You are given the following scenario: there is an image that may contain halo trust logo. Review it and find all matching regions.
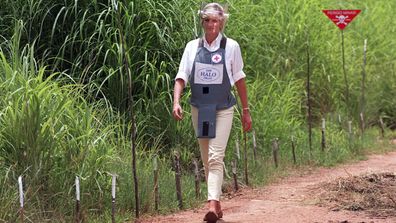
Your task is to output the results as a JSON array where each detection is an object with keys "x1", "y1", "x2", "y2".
[{"x1": 198, "y1": 67, "x2": 221, "y2": 82}]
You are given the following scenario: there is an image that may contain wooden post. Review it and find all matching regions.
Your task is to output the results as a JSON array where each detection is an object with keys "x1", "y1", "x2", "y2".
[
  {"x1": 291, "y1": 136, "x2": 297, "y2": 165},
  {"x1": 341, "y1": 29, "x2": 350, "y2": 118},
  {"x1": 193, "y1": 159, "x2": 200, "y2": 199},
  {"x1": 153, "y1": 156, "x2": 159, "y2": 211},
  {"x1": 252, "y1": 130, "x2": 257, "y2": 162},
  {"x1": 75, "y1": 176, "x2": 81, "y2": 223},
  {"x1": 231, "y1": 160, "x2": 239, "y2": 192},
  {"x1": 115, "y1": 3, "x2": 140, "y2": 218},
  {"x1": 306, "y1": 32, "x2": 313, "y2": 160},
  {"x1": 360, "y1": 112, "x2": 365, "y2": 137},
  {"x1": 348, "y1": 121, "x2": 353, "y2": 147},
  {"x1": 337, "y1": 114, "x2": 343, "y2": 130},
  {"x1": 321, "y1": 118, "x2": 326, "y2": 151},
  {"x1": 18, "y1": 176, "x2": 24, "y2": 223},
  {"x1": 272, "y1": 138, "x2": 279, "y2": 168},
  {"x1": 131, "y1": 122, "x2": 139, "y2": 219},
  {"x1": 379, "y1": 117, "x2": 385, "y2": 138},
  {"x1": 360, "y1": 39, "x2": 367, "y2": 136},
  {"x1": 174, "y1": 151, "x2": 183, "y2": 209},
  {"x1": 111, "y1": 174, "x2": 117, "y2": 223},
  {"x1": 243, "y1": 132, "x2": 249, "y2": 186}
]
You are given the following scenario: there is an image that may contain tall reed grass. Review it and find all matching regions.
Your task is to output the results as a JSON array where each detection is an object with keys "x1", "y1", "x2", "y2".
[{"x1": 0, "y1": 0, "x2": 395, "y2": 221}]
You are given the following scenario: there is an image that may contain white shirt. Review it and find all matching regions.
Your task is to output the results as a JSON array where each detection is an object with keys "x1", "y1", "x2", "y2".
[{"x1": 175, "y1": 33, "x2": 246, "y2": 86}]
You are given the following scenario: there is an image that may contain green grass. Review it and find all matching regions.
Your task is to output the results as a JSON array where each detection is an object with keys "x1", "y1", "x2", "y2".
[{"x1": 0, "y1": 0, "x2": 396, "y2": 221}]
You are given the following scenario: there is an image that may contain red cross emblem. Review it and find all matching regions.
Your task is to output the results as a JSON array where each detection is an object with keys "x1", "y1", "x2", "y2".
[{"x1": 211, "y1": 53, "x2": 222, "y2": 63}]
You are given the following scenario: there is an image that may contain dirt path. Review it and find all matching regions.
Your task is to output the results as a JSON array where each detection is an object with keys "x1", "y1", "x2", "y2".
[{"x1": 140, "y1": 148, "x2": 396, "y2": 223}]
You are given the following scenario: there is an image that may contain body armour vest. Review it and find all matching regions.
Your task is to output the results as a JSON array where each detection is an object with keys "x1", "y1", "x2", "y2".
[{"x1": 189, "y1": 36, "x2": 236, "y2": 138}]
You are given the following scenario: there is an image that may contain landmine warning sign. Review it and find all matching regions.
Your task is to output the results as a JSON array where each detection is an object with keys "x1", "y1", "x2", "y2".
[{"x1": 322, "y1": 10, "x2": 361, "y2": 30}]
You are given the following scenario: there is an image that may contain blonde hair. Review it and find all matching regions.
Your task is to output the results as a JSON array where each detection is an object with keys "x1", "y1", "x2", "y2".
[
  {"x1": 200, "y1": 3, "x2": 228, "y2": 20},
  {"x1": 199, "y1": 3, "x2": 229, "y2": 31}
]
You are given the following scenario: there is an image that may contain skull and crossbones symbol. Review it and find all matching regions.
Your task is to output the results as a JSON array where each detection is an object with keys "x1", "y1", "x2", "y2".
[{"x1": 336, "y1": 15, "x2": 348, "y2": 25}]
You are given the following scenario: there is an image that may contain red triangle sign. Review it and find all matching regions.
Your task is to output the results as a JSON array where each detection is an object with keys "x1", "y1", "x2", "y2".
[{"x1": 323, "y1": 10, "x2": 361, "y2": 30}]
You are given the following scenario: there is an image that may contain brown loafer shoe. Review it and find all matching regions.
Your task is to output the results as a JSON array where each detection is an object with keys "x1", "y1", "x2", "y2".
[{"x1": 203, "y1": 211, "x2": 218, "y2": 223}]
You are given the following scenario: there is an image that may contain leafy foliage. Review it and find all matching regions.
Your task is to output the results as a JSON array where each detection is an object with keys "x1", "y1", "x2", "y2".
[{"x1": 0, "y1": 0, "x2": 395, "y2": 221}]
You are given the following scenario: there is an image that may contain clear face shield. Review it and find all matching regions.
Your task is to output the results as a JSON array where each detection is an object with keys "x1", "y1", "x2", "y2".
[{"x1": 198, "y1": 3, "x2": 229, "y2": 22}]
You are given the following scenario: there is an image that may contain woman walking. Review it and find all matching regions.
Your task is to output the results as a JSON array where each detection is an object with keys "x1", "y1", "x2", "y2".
[{"x1": 172, "y1": 3, "x2": 252, "y2": 222}]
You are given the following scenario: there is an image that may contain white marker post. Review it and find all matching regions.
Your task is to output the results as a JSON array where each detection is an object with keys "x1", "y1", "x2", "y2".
[
  {"x1": 75, "y1": 176, "x2": 81, "y2": 223},
  {"x1": 252, "y1": 130, "x2": 257, "y2": 161},
  {"x1": 321, "y1": 118, "x2": 326, "y2": 151},
  {"x1": 111, "y1": 174, "x2": 117, "y2": 223},
  {"x1": 18, "y1": 176, "x2": 24, "y2": 223},
  {"x1": 153, "y1": 156, "x2": 160, "y2": 211},
  {"x1": 235, "y1": 139, "x2": 240, "y2": 160},
  {"x1": 112, "y1": 175, "x2": 116, "y2": 201}
]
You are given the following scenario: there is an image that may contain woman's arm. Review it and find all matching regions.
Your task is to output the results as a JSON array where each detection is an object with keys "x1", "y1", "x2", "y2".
[
  {"x1": 172, "y1": 78, "x2": 185, "y2": 120},
  {"x1": 235, "y1": 78, "x2": 252, "y2": 132}
]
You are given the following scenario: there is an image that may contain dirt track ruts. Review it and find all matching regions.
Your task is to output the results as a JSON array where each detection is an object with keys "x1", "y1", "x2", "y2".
[{"x1": 140, "y1": 146, "x2": 396, "y2": 223}]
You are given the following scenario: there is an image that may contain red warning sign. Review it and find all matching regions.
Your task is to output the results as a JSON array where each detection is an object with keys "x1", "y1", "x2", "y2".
[{"x1": 322, "y1": 10, "x2": 361, "y2": 30}]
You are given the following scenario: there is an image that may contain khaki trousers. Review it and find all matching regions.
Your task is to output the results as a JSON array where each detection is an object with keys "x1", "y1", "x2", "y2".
[{"x1": 191, "y1": 105, "x2": 234, "y2": 201}]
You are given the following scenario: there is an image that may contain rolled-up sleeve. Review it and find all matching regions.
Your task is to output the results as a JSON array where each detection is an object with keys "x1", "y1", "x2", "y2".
[
  {"x1": 231, "y1": 42, "x2": 246, "y2": 83},
  {"x1": 175, "y1": 42, "x2": 192, "y2": 85}
]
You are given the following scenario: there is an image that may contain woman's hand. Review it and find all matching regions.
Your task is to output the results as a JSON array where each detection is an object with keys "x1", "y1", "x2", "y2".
[
  {"x1": 172, "y1": 79, "x2": 185, "y2": 121},
  {"x1": 242, "y1": 109, "x2": 252, "y2": 132},
  {"x1": 172, "y1": 103, "x2": 183, "y2": 121}
]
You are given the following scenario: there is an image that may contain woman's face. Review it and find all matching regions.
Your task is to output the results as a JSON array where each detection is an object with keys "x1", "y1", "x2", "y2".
[{"x1": 202, "y1": 16, "x2": 223, "y2": 36}]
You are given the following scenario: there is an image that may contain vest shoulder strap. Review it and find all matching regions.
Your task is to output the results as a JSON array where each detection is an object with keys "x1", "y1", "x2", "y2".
[
  {"x1": 198, "y1": 38, "x2": 204, "y2": 48},
  {"x1": 220, "y1": 36, "x2": 227, "y2": 49}
]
